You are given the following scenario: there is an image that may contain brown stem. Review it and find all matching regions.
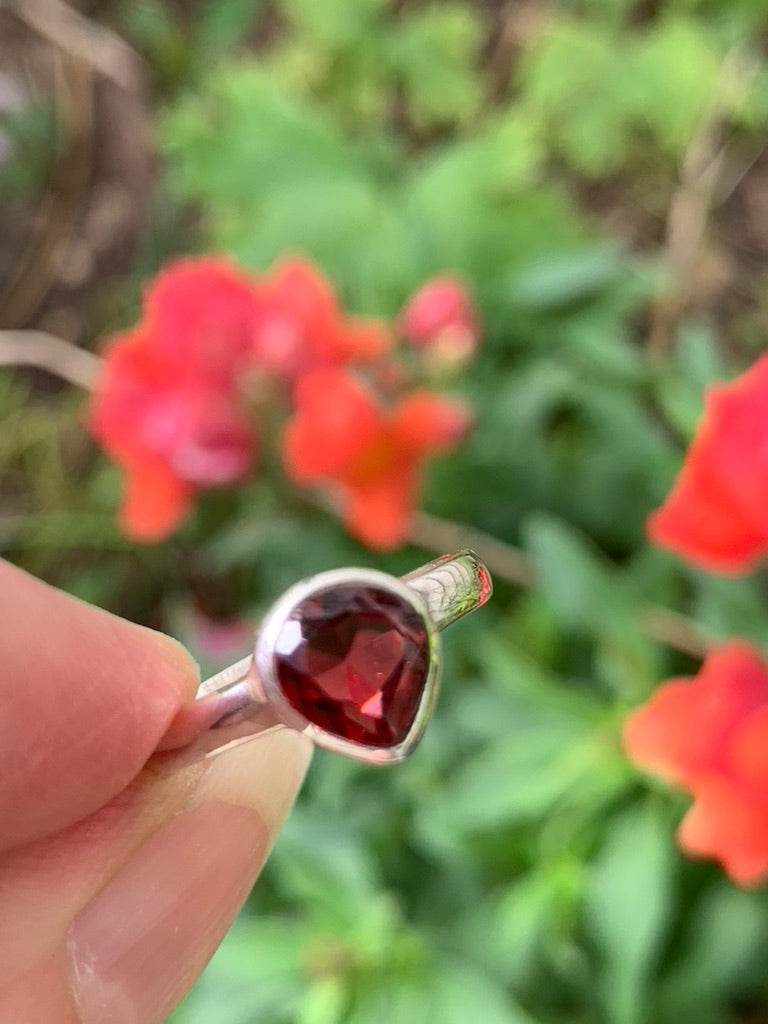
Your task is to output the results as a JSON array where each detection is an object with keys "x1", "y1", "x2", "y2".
[
  {"x1": 482, "y1": 1, "x2": 550, "y2": 112},
  {"x1": 410, "y1": 512, "x2": 535, "y2": 588},
  {"x1": 409, "y1": 513, "x2": 711, "y2": 659},
  {"x1": 0, "y1": 330, "x2": 100, "y2": 389},
  {"x1": 6, "y1": 0, "x2": 141, "y2": 90},
  {"x1": 635, "y1": 607, "x2": 710, "y2": 661},
  {"x1": 647, "y1": 48, "x2": 757, "y2": 358}
]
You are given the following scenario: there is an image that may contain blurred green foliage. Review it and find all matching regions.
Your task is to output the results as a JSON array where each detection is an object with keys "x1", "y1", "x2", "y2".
[
  {"x1": 5, "y1": 0, "x2": 768, "y2": 1021},
  {"x1": 0, "y1": 99, "x2": 57, "y2": 200}
]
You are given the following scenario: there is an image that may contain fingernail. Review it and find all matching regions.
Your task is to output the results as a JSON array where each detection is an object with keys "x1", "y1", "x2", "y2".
[
  {"x1": 68, "y1": 731, "x2": 311, "y2": 1024},
  {"x1": 69, "y1": 801, "x2": 265, "y2": 1024},
  {"x1": 194, "y1": 728, "x2": 312, "y2": 843}
]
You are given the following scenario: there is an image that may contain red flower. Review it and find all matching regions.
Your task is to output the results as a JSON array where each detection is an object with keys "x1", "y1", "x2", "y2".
[
  {"x1": 254, "y1": 258, "x2": 390, "y2": 378},
  {"x1": 282, "y1": 369, "x2": 471, "y2": 550},
  {"x1": 89, "y1": 259, "x2": 261, "y2": 540},
  {"x1": 144, "y1": 258, "x2": 261, "y2": 386},
  {"x1": 400, "y1": 275, "x2": 480, "y2": 368},
  {"x1": 647, "y1": 356, "x2": 768, "y2": 574},
  {"x1": 624, "y1": 643, "x2": 768, "y2": 885},
  {"x1": 89, "y1": 255, "x2": 472, "y2": 544}
]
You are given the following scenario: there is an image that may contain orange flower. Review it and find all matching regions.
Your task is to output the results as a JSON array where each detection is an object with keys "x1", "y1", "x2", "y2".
[
  {"x1": 624, "y1": 643, "x2": 768, "y2": 885},
  {"x1": 282, "y1": 369, "x2": 471, "y2": 550},
  {"x1": 647, "y1": 356, "x2": 768, "y2": 574}
]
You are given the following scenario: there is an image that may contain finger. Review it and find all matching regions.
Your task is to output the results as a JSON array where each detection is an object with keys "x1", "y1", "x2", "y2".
[
  {"x1": 0, "y1": 560, "x2": 199, "y2": 852},
  {"x1": 0, "y1": 729, "x2": 312, "y2": 1024}
]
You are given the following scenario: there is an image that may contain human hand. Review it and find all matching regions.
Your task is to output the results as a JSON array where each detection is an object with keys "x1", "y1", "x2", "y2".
[{"x1": 0, "y1": 559, "x2": 311, "y2": 1023}]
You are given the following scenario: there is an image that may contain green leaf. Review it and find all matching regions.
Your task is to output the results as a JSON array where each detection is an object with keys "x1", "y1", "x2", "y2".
[
  {"x1": 629, "y1": 17, "x2": 721, "y2": 156},
  {"x1": 390, "y1": 4, "x2": 484, "y2": 129},
  {"x1": 406, "y1": 148, "x2": 587, "y2": 288},
  {"x1": 296, "y1": 976, "x2": 347, "y2": 1024},
  {"x1": 169, "y1": 918, "x2": 306, "y2": 1023},
  {"x1": 675, "y1": 321, "x2": 726, "y2": 388},
  {"x1": 280, "y1": 0, "x2": 383, "y2": 49},
  {"x1": 518, "y1": 20, "x2": 632, "y2": 175},
  {"x1": 522, "y1": 512, "x2": 628, "y2": 633},
  {"x1": 586, "y1": 802, "x2": 674, "y2": 1024},
  {"x1": 506, "y1": 246, "x2": 624, "y2": 310},
  {"x1": 428, "y1": 641, "x2": 613, "y2": 832},
  {"x1": 196, "y1": 0, "x2": 268, "y2": 55},
  {"x1": 349, "y1": 960, "x2": 541, "y2": 1024},
  {"x1": 162, "y1": 67, "x2": 358, "y2": 204},
  {"x1": 456, "y1": 861, "x2": 583, "y2": 988},
  {"x1": 657, "y1": 883, "x2": 768, "y2": 1024},
  {"x1": 427, "y1": 960, "x2": 542, "y2": 1024},
  {"x1": 269, "y1": 812, "x2": 378, "y2": 927},
  {"x1": 346, "y1": 983, "x2": 432, "y2": 1024},
  {"x1": 477, "y1": 634, "x2": 606, "y2": 722},
  {"x1": 655, "y1": 322, "x2": 725, "y2": 435},
  {"x1": 691, "y1": 573, "x2": 768, "y2": 648},
  {"x1": 440, "y1": 723, "x2": 600, "y2": 831}
]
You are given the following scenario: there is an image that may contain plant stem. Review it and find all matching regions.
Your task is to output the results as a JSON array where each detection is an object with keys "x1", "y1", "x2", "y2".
[
  {"x1": 6, "y1": 0, "x2": 140, "y2": 90},
  {"x1": 647, "y1": 47, "x2": 757, "y2": 358},
  {"x1": 410, "y1": 512, "x2": 711, "y2": 659},
  {"x1": 0, "y1": 331, "x2": 100, "y2": 390},
  {"x1": 410, "y1": 512, "x2": 534, "y2": 588}
]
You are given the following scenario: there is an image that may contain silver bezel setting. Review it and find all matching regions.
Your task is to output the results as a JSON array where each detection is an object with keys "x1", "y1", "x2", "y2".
[{"x1": 254, "y1": 567, "x2": 441, "y2": 765}]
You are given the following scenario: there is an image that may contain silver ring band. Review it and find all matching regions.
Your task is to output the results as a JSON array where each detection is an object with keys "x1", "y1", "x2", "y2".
[{"x1": 156, "y1": 549, "x2": 491, "y2": 766}]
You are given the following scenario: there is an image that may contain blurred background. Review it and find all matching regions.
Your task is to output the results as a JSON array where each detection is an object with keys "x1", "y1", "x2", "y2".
[{"x1": 3, "y1": 1, "x2": 768, "y2": 1021}]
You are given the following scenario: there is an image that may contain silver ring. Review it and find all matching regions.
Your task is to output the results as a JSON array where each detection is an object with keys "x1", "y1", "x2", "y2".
[{"x1": 157, "y1": 549, "x2": 492, "y2": 766}]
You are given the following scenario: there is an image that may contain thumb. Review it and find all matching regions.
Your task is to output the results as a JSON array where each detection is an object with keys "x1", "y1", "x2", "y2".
[{"x1": 1, "y1": 729, "x2": 311, "y2": 1024}]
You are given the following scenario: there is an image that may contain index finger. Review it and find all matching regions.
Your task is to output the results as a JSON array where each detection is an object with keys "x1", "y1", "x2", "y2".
[{"x1": 0, "y1": 560, "x2": 199, "y2": 851}]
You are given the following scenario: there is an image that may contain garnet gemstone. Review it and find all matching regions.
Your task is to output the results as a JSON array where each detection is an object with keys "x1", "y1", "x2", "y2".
[{"x1": 273, "y1": 584, "x2": 430, "y2": 747}]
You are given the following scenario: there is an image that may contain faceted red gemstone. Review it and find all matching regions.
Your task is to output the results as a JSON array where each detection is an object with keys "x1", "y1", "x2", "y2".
[{"x1": 273, "y1": 584, "x2": 430, "y2": 747}]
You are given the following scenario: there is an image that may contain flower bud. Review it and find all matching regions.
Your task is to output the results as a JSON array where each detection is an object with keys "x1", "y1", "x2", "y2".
[{"x1": 399, "y1": 276, "x2": 480, "y2": 370}]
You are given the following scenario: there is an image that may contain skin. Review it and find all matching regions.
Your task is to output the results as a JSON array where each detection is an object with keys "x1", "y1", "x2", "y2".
[{"x1": 0, "y1": 559, "x2": 312, "y2": 1023}]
